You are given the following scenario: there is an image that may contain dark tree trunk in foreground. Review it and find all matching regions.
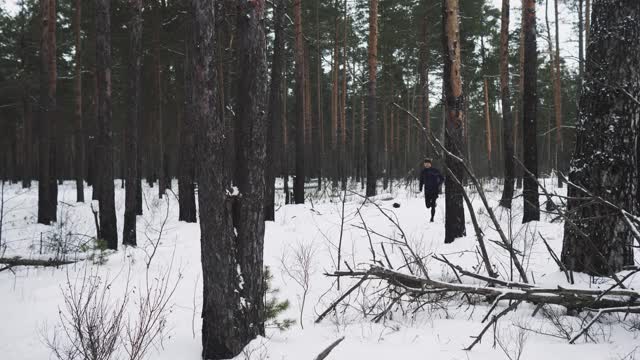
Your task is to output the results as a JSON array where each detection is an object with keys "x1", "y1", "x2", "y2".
[
  {"x1": 442, "y1": 0, "x2": 466, "y2": 243},
  {"x1": 265, "y1": 0, "x2": 286, "y2": 221},
  {"x1": 366, "y1": 0, "x2": 378, "y2": 197},
  {"x1": 38, "y1": 0, "x2": 57, "y2": 225},
  {"x1": 521, "y1": 0, "x2": 540, "y2": 223},
  {"x1": 234, "y1": 0, "x2": 267, "y2": 340},
  {"x1": 96, "y1": 0, "x2": 117, "y2": 249},
  {"x1": 123, "y1": 0, "x2": 143, "y2": 246},
  {"x1": 73, "y1": 0, "x2": 84, "y2": 202},
  {"x1": 293, "y1": 0, "x2": 305, "y2": 204},
  {"x1": 178, "y1": 22, "x2": 197, "y2": 223},
  {"x1": 561, "y1": 0, "x2": 639, "y2": 276},
  {"x1": 191, "y1": 1, "x2": 241, "y2": 358},
  {"x1": 499, "y1": 0, "x2": 514, "y2": 208}
]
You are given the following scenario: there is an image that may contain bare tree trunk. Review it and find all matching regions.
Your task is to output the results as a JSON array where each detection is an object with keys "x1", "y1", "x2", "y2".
[
  {"x1": 516, "y1": 0, "x2": 525, "y2": 190},
  {"x1": 178, "y1": 19, "x2": 197, "y2": 223},
  {"x1": 340, "y1": 3, "x2": 348, "y2": 189},
  {"x1": 443, "y1": 0, "x2": 466, "y2": 243},
  {"x1": 96, "y1": 0, "x2": 117, "y2": 249},
  {"x1": 192, "y1": 0, "x2": 241, "y2": 358},
  {"x1": 553, "y1": 0, "x2": 563, "y2": 188},
  {"x1": 316, "y1": 1, "x2": 324, "y2": 190},
  {"x1": 561, "y1": 0, "x2": 639, "y2": 276},
  {"x1": 154, "y1": 0, "x2": 167, "y2": 198},
  {"x1": 265, "y1": 0, "x2": 286, "y2": 221},
  {"x1": 73, "y1": 0, "x2": 84, "y2": 202},
  {"x1": 37, "y1": 0, "x2": 57, "y2": 225},
  {"x1": 522, "y1": 0, "x2": 540, "y2": 223},
  {"x1": 419, "y1": 5, "x2": 430, "y2": 157},
  {"x1": 481, "y1": 36, "x2": 492, "y2": 178},
  {"x1": 366, "y1": 0, "x2": 379, "y2": 197},
  {"x1": 585, "y1": 0, "x2": 591, "y2": 46},
  {"x1": 499, "y1": 0, "x2": 514, "y2": 208},
  {"x1": 293, "y1": 0, "x2": 305, "y2": 204},
  {"x1": 331, "y1": 4, "x2": 339, "y2": 187},
  {"x1": 123, "y1": 0, "x2": 143, "y2": 246},
  {"x1": 235, "y1": 0, "x2": 267, "y2": 339}
]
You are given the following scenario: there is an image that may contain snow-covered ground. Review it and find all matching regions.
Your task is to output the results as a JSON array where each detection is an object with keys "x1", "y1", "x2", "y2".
[{"x1": 1, "y1": 179, "x2": 638, "y2": 360}]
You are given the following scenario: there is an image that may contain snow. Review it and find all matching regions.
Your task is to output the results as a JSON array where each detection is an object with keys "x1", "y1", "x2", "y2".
[{"x1": 1, "y1": 179, "x2": 639, "y2": 360}]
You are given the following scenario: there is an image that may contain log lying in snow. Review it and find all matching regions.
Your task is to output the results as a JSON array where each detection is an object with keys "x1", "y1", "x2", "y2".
[
  {"x1": 324, "y1": 266, "x2": 639, "y2": 311},
  {"x1": 0, "y1": 257, "x2": 75, "y2": 268}
]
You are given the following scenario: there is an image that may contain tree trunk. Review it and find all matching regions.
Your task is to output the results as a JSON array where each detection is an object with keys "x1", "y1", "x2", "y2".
[
  {"x1": 366, "y1": 0, "x2": 378, "y2": 197},
  {"x1": 37, "y1": 0, "x2": 57, "y2": 225},
  {"x1": 499, "y1": 0, "x2": 514, "y2": 208},
  {"x1": 522, "y1": 0, "x2": 540, "y2": 223},
  {"x1": 561, "y1": 0, "x2": 639, "y2": 276},
  {"x1": 481, "y1": 36, "x2": 492, "y2": 178},
  {"x1": 585, "y1": 0, "x2": 591, "y2": 47},
  {"x1": 265, "y1": 0, "x2": 286, "y2": 221},
  {"x1": 178, "y1": 21, "x2": 197, "y2": 224},
  {"x1": 234, "y1": 0, "x2": 267, "y2": 340},
  {"x1": 340, "y1": 4, "x2": 348, "y2": 189},
  {"x1": 293, "y1": 0, "x2": 305, "y2": 204},
  {"x1": 96, "y1": 0, "x2": 117, "y2": 249},
  {"x1": 123, "y1": 0, "x2": 143, "y2": 246},
  {"x1": 516, "y1": 0, "x2": 525, "y2": 190},
  {"x1": 191, "y1": 0, "x2": 242, "y2": 358},
  {"x1": 419, "y1": 6, "x2": 430, "y2": 157},
  {"x1": 442, "y1": 0, "x2": 466, "y2": 243},
  {"x1": 74, "y1": 0, "x2": 84, "y2": 202},
  {"x1": 331, "y1": 5, "x2": 339, "y2": 187},
  {"x1": 553, "y1": 0, "x2": 563, "y2": 187},
  {"x1": 154, "y1": 0, "x2": 167, "y2": 199}
]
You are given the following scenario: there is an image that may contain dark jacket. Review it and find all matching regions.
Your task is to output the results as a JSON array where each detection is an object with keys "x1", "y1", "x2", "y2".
[{"x1": 419, "y1": 167, "x2": 444, "y2": 194}]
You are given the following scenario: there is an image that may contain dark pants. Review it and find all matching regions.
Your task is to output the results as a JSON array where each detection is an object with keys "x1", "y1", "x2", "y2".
[{"x1": 424, "y1": 191, "x2": 438, "y2": 219}]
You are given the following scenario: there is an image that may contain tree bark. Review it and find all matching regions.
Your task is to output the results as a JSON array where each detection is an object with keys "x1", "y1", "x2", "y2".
[
  {"x1": 561, "y1": 0, "x2": 639, "y2": 276},
  {"x1": 37, "y1": 0, "x2": 57, "y2": 225},
  {"x1": 442, "y1": 0, "x2": 466, "y2": 243},
  {"x1": 293, "y1": 0, "x2": 305, "y2": 204},
  {"x1": 265, "y1": 0, "x2": 286, "y2": 221},
  {"x1": 123, "y1": 0, "x2": 143, "y2": 246},
  {"x1": 366, "y1": 0, "x2": 379, "y2": 197},
  {"x1": 154, "y1": 0, "x2": 167, "y2": 198},
  {"x1": 522, "y1": 0, "x2": 540, "y2": 223},
  {"x1": 499, "y1": 0, "x2": 514, "y2": 209},
  {"x1": 235, "y1": 0, "x2": 267, "y2": 339},
  {"x1": 96, "y1": 0, "x2": 117, "y2": 249},
  {"x1": 553, "y1": 0, "x2": 563, "y2": 187},
  {"x1": 74, "y1": 0, "x2": 84, "y2": 202},
  {"x1": 178, "y1": 19, "x2": 197, "y2": 224},
  {"x1": 191, "y1": 0, "x2": 242, "y2": 358}
]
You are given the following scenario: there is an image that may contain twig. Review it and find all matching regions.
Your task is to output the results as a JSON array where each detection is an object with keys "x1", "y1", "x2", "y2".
[
  {"x1": 314, "y1": 336, "x2": 346, "y2": 360},
  {"x1": 465, "y1": 300, "x2": 523, "y2": 350}
]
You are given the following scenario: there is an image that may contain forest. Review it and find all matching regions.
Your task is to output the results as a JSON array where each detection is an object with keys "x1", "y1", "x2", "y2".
[{"x1": 0, "y1": 0, "x2": 639, "y2": 359}]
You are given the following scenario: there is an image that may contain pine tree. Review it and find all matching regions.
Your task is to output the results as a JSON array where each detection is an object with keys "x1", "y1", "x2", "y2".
[
  {"x1": 123, "y1": 0, "x2": 143, "y2": 246},
  {"x1": 443, "y1": 0, "x2": 466, "y2": 243},
  {"x1": 498, "y1": 0, "x2": 515, "y2": 208},
  {"x1": 265, "y1": 0, "x2": 286, "y2": 221},
  {"x1": 521, "y1": 0, "x2": 540, "y2": 223},
  {"x1": 561, "y1": 0, "x2": 639, "y2": 276},
  {"x1": 95, "y1": 0, "x2": 117, "y2": 249},
  {"x1": 366, "y1": 0, "x2": 379, "y2": 197}
]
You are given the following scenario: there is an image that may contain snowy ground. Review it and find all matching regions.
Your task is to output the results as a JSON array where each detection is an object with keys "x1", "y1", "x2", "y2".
[{"x1": 1, "y1": 179, "x2": 639, "y2": 360}]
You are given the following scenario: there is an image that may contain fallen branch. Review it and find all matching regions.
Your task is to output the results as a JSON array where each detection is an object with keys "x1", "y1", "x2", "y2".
[
  {"x1": 569, "y1": 306, "x2": 640, "y2": 344},
  {"x1": 314, "y1": 336, "x2": 345, "y2": 360},
  {"x1": 464, "y1": 300, "x2": 523, "y2": 350},
  {"x1": 0, "y1": 257, "x2": 75, "y2": 267}
]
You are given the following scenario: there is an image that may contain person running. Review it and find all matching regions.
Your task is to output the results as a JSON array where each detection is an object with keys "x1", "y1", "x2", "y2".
[{"x1": 419, "y1": 158, "x2": 444, "y2": 222}]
